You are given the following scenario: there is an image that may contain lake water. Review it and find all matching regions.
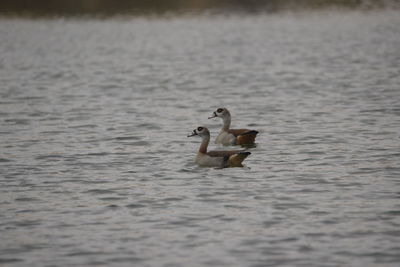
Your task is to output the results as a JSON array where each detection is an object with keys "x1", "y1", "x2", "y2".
[{"x1": 0, "y1": 10, "x2": 399, "y2": 267}]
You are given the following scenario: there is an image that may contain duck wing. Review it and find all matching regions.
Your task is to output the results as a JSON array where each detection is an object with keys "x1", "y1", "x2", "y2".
[
  {"x1": 207, "y1": 150, "x2": 243, "y2": 157},
  {"x1": 228, "y1": 151, "x2": 251, "y2": 166},
  {"x1": 228, "y1": 129, "x2": 259, "y2": 145},
  {"x1": 207, "y1": 150, "x2": 251, "y2": 167},
  {"x1": 228, "y1": 129, "x2": 259, "y2": 137}
]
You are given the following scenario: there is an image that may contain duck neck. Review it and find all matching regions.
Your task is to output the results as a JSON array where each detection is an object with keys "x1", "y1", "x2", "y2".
[
  {"x1": 222, "y1": 115, "x2": 231, "y2": 131},
  {"x1": 199, "y1": 135, "x2": 209, "y2": 154}
]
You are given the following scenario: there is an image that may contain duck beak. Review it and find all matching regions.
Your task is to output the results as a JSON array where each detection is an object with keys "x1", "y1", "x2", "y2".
[
  {"x1": 187, "y1": 130, "x2": 197, "y2": 137},
  {"x1": 208, "y1": 112, "x2": 217, "y2": 119}
]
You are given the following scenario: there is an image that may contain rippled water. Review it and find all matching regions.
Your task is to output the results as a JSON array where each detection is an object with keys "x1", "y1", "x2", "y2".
[{"x1": 1, "y1": 11, "x2": 400, "y2": 266}]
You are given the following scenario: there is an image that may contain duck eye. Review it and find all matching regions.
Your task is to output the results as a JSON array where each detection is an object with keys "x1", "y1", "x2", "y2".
[
  {"x1": 197, "y1": 127, "x2": 203, "y2": 131},
  {"x1": 217, "y1": 108, "x2": 223, "y2": 113}
]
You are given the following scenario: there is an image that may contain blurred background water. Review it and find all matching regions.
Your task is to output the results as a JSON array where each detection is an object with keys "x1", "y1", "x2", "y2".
[
  {"x1": 1, "y1": 2, "x2": 400, "y2": 267},
  {"x1": 1, "y1": 0, "x2": 400, "y2": 16}
]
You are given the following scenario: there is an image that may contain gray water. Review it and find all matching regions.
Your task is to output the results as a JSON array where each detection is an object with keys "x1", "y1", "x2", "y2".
[{"x1": 1, "y1": 10, "x2": 400, "y2": 267}]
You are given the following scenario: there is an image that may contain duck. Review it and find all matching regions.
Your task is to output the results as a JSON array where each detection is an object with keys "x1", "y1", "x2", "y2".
[
  {"x1": 187, "y1": 126, "x2": 251, "y2": 168},
  {"x1": 208, "y1": 108, "x2": 259, "y2": 146}
]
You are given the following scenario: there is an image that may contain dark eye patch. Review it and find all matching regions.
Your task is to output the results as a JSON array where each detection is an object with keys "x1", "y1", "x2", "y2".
[
  {"x1": 197, "y1": 127, "x2": 203, "y2": 131},
  {"x1": 217, "y1": 108, "x2": 223, "y2": 113}
]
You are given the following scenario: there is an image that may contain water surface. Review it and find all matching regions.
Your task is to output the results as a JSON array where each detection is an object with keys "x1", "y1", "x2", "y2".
[{"x1": 0, "y1": 11, "x2": 400, "y2": 267}]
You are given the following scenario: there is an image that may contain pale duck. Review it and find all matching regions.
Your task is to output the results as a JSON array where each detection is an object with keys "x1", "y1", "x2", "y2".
[
  {"x1": 208, "y1": 108, "x2": 259, "y2": 146},
  {"x1": 187, "y1": 126, "x2": 251, "y2": 168}
]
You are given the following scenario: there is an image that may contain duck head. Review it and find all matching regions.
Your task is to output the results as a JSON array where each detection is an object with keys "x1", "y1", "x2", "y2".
[
  {"x1": 208, "y1": 107, "x2": 230, "y2": 119},
  {"x1": 187, "y1": 126, "x2": 209, "y2": 137}
]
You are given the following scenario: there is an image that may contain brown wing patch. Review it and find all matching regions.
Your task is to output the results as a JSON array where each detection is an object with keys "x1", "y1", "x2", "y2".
[
  {"x1": 237, "y1": 132, "x2": 257, "y2": 145},
  {"x1": 227, "y1": 129, "x2": 251, "y2": 137},
  {"x1": 228, "y1": 152, "x2": 251, "y2": 167},
  {"x1": 207, "y1": 150, "x2": 242, "y2": 157}
]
